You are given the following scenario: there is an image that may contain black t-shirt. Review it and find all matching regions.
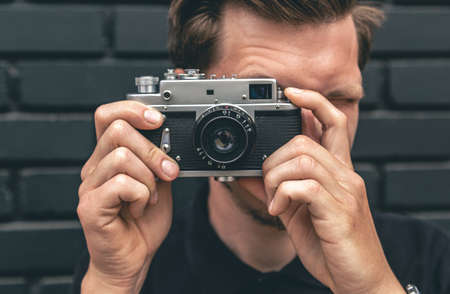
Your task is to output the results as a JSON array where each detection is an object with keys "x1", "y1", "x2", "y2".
[{"x1": 73, "y1": 182, "x2": 450, "y2": 294}]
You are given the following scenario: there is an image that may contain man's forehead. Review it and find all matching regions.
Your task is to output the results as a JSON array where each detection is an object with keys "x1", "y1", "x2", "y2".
[{"x1": 214, "y1": 6, "x2": 362, "y2": 99}]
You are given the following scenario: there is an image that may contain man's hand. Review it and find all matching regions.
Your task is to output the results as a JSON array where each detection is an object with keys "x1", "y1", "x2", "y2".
[
  {"x1": 77, "y1": 101, "x2": 179, "y2": 294},
  {"x1": 262, "y1": 88, "x2": 405, "y2": 294}
]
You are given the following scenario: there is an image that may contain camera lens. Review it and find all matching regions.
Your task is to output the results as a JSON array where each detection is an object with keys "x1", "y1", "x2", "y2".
[
  {"x1": 194, "y1": 105, "x2": 256, "y2": 166},
  {"x1": 201, "y1": 117, "x2": 246, "y2": 163},
  {"x1": 213, "y1": 129, "x2": 236, "y2": 153}
]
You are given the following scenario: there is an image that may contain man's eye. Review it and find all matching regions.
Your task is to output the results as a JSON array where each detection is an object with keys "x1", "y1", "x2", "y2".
[{"x1": 329, "y1": 98, "x2": 356, "y2": 105}]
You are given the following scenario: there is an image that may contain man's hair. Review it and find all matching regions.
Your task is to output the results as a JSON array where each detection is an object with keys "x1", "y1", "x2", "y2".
[{"x1": 168, "y1": 0, "x2": 384, "y2": 71}]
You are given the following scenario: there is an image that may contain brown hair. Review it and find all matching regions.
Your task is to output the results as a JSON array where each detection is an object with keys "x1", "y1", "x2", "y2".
[{"x1": 168, "y1": 0, "x2": 384, "y2": 71}]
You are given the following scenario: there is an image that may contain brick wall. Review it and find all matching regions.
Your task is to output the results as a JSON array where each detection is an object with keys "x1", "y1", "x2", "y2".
[{"x1": 0, "y1": 0, "x2": 449, "y2": 293}]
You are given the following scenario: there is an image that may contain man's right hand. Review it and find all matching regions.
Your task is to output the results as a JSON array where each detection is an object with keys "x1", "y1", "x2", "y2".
[{"x1": 77, "y1": 101, "x2": 180, "y2": 294}]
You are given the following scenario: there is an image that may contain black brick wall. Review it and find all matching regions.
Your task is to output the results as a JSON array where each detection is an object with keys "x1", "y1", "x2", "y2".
[{"x1": 0, "y1": 0, "x2": 449, "y2": 293}]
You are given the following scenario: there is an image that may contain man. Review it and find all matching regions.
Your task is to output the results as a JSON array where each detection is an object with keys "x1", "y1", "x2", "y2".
[{"x1": 74, "y1": 0, "x2": 450, "y2": 293}]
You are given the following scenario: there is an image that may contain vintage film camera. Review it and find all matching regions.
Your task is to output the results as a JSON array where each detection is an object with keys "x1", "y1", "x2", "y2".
[{"x1": 127, "y1": 69, "x2": 301, "y2": 182}]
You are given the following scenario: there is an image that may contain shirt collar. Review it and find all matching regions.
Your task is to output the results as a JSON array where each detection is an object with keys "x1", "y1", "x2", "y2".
[{"x1": 184, "y1": 179, "x2": 326, "y2": 293}]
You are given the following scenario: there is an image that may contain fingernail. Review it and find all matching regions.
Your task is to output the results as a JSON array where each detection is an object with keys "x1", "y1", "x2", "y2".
[
  {"x1": 268, "y1": 198, "x2": 275, "y2": 214},
  {"x1": 162, "y1": 160, "x2": 179, "y2": 179},
  {"x1": 288, "y1": 87, "x2": 304, "y2": 94},
  {"x1": 144, "y1": 110, "x2": 162, "y2": 124}
]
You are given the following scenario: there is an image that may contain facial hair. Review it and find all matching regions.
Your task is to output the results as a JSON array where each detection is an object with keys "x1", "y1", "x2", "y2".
[{"x1": 223, "y1": 182, "x2": 286, "y2": 231}]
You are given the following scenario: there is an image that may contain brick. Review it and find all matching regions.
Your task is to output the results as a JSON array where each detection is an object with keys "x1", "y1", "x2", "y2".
[
  {"x1": 0, "y1": 7, "x2": 104, "y2": 54},
  {"x1": 0, "y1": 170, "x2": 13, "y2": 218},
  {"x1": 354, "y1": 164, "x2": 380, "y2": 210},
  {"x1": 36, "y1": 277, "x2": 72, "y2": 294},
  {"x1": 390, "y1": 61, "x2": 450, "y2": 107},
  {"x1": 428, "y1": 218, "x2": 450, "y2": 235},
  {"x1": 373, "y1": 8, "x2": 450, "y2": 53},
  {"x1": 0, "y1": 278, "x2": 27, "y2": 294},
  {"x1": 19, "y1": 61, "x2": 171, "y2": 108},
  {"x1": 0, "y1": 117, "x2": 94, "y2": 162},
  {"x1": 0, "y1": 65, "x2": 7, "y2": 107},
  {"x1": 352, "y1": 115, "x2": 450, "y2": 159},
  {"x1": 19, "y1": 168, "x2": 81, "y2": 218},
  {"x1": 361, "y1": 62, "x2": 384, "y2": 109},
  {"x1": 385, "y1": 164, "x2": 450, "y2": 209},
  {"x1": 412, "y1": 213, "x2": 450, "y2": 236},
  {"x1": 115, "y1": 6, "x2": 169, "y2": 54},
  {"x1": 0, "y1": 221, "x2": 84, "y2": 274}
]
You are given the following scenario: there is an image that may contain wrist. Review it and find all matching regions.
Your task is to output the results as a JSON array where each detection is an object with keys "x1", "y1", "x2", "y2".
[
  {"x1": 331, "y1": 270, "x2": 406, "y2": 294},
  {"x1": 363, "y1": 272, "x2": 406, "y2": 294},
  {"x1": 81, "y1": 264, "x2": 137, "y2": 294}
]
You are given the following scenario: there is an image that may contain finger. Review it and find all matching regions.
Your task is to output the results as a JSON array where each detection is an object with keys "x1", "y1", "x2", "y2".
[
  {"x1": 86, "y1": 174, "x2": 150, "y2": 222},
  {"x1": 79, "y1": 147, "x2": 159, "y2": 205},
  {"x1": 81, "y1": 119, "x2": 179, "y2": 182},
  {"x1": 94, "y1": 100, "x2": 165, "y2": 140},
  {"x1": 285, "y1": 87, "x2": 352, "y2": 167},
  {"x1": 262, "y1": 134, "x2": 351, "y2": 182},
  {"x1": 301, "y1": 108, "x2": 322, "y2": 144},
  {"x1": 264, "y1": 154, "x2": 345, "y2": 205},
  {"x1": 269, "y1": 179, "x2": 338, "y2": 220}
]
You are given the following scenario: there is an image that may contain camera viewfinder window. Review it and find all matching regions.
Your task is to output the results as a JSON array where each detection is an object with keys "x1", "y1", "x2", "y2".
[{"x1": 249, "y1": 84, "x2": 272, "y2": 99}]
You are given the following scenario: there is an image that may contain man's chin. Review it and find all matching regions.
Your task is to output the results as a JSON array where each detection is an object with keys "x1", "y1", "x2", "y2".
[
  {"x1": 229, "y1": 176, "x2": 286, "y2": 231},
  {"x1": 235, "y1": 177, "x2": 267, "y2": 204}
]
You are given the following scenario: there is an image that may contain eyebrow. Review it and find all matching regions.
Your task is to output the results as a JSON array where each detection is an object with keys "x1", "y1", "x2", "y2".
[
  {"x1": 325, "y1": 84, "x2": 365, "y2": 100},
  {"x1": 238, "y1": 73, "x2": 272, "y2": 79}
]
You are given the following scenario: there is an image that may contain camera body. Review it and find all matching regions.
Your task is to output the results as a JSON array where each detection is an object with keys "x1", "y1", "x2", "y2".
[{"x1": 127, "y1": 69, "x2": 301, "y2": 179}]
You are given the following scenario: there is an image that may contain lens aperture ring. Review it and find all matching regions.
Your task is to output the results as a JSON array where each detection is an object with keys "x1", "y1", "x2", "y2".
[{"x1": 194, "y1": 104, "x2": 256, "y2": 168}]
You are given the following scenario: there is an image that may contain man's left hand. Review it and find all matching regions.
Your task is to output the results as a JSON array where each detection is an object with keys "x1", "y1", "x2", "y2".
[{"x1": 262, "y1": 87, "x2": 405, "y2": 294}]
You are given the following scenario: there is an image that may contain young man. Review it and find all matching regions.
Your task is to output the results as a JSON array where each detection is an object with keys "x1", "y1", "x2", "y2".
[{"x1": 74, "y1": 1, "x2": 450, "y2": 293}]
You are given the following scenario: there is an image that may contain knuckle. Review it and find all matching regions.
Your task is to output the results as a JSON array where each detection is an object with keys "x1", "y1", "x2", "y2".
[
  {"x1": 109, "y1": 119, "x2": 129, "y2": 138},
  {"x1": 80, "y1": 159, "x2": 94, "y2": 181},
  {"x1": 296, "y1": 154, "x2": 315, "y2": 170},
  {"x1": 334, "y1": 111, "x2": 348, "y2": 127},
  {"x1": 94, "y1": 105, "x2": 108, "y2": 125},
  {"x1": 262, "y1": 158, "x2": 270, "y2": 172},
  {"x1": 80, "y1": 165, "x2": 88, "y2": 181},
  {"x1": 112, "y1": 147, "x2": 132, "y2": 166},
  {"x1": 113, "y1": 174, "x2": 129, "y2": 186},
  {"x1": 76, "y1": 198, "x2": 90, "y2": 221},
  {"x1": 137, "y1": 184, "x2": 150, "y2": 201},
  {"x1": 277, "y1": 181, "x2": 290, "y2": 195},
  {"x1": 306, "y1": 180, "x2": 321, "y2": 194},
  {"x1": 145, "y1": 145, "x2": 162, "y2": 163},
  {"x1": 264, "y1": 170, "x2": 276, "y2": 189},
  {"x1": 293, "y1": 135, "x2": 309, "y2": 147},
  {"x1": 354, "y1": 175, "x2": 366, "y2": 192}
]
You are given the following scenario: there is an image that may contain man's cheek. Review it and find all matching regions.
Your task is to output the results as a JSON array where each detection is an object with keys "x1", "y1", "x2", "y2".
[{"x1": 236, "y1": 177, "x2": 267, "y2": 202}]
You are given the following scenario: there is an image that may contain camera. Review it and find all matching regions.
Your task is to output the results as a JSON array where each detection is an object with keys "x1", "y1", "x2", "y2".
[{"x1": 127, "y1": 69, "x2": 301, "y2": 181}]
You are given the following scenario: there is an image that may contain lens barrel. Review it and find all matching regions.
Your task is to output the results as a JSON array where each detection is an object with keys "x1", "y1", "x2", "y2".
[{"x1": 194, "y1": 105, "x2": 256, "y2": 166}]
